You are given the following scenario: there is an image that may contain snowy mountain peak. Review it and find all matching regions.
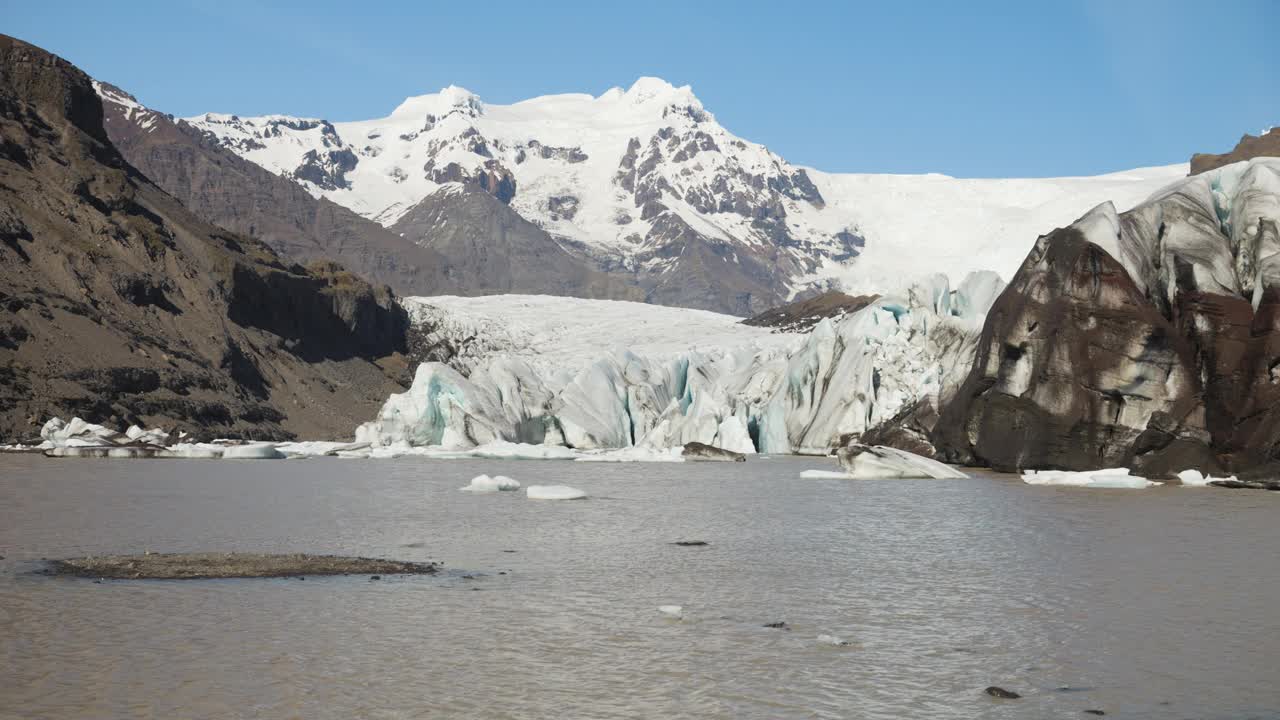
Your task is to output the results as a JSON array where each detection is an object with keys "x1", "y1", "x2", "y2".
[
  {"x1": 623, "y1": 76, "x2": 698, "y2": 107},
  {"x1": 389, "y1": 84, "x2": 484, "y2": 119}
]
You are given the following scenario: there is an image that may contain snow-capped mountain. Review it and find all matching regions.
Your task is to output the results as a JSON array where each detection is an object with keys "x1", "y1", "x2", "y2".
[{"x1": 188, "y1": 78, "x2": 1188, "y2": 315}]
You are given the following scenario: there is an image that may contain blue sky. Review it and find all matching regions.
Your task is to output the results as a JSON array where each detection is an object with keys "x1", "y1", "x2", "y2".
[{"x1": 4, "y1": 0, "x2": 1277, "y2": 177}]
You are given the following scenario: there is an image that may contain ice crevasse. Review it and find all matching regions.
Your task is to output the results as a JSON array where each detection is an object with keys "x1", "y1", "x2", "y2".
[{"x1": 356, "y1": 272, "x2": 1005, "y2": 455}]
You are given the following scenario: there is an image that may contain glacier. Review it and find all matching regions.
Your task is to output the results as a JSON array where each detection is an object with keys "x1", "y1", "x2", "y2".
[{"x1": 358, "y1": 272, "x2": 1004, "y2": 455}]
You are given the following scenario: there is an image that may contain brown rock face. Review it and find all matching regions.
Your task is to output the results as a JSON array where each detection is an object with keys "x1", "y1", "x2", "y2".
[
  {"x1": 742, "y1": 291, "x2": 879, "y2": 332},
  {"x1": 0, "y1": 35, "x2": 409, "y2": 440},
  {"x1": 1190, "y1": 128, "x2": 1280, "y2": 175},
  {"x1": 937, "y1": 159, "x2": 1280, "y2": 474},
  {"x1": 935, "y1": 227, "x2": 1212, "y2": 473},
  {"x1": 390, "y1": 187, "x2": 642, "y2": 300}
]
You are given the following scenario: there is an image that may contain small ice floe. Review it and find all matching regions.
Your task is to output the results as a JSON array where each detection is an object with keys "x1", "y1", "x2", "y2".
[
  {"x1": 1022, "y1": 468, "x2": 1159, "y2": 488},
  {"x1": 275, "y1": 441, "x2": 372, "y2": 458},
  {"x1": 817, "y1": 634, "x2": 852, "y2": 647},
  {"x1": 837, "y1": 444, "x2": 967, "y2": 479},
  {"x1": 800, "y1": 469, "x2": 851, "y2": 479},
  {"x1": 526, "y1": 485, "x2": 587, "y2": 500},
  {"x1": 575, "y1": 447, "x2": 685, "y2": 463},
  {"x1": 221, "y1": 443, "x2": 286, "y2": 460},
  {"x1": 658, "y1": 605, "x2": 684, "y2": 619},
  {"x1": 1176, "y1": 469, "x2": 1237, "y2": 487},
  {"x1": 459, "y1": 474, "x2": 521, "y2": 492}
]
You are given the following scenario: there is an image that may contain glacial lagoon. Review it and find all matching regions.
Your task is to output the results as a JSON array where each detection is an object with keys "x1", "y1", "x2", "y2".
[{"x1": 2, "y1": 454, "x2": 1278, "y2": 719}]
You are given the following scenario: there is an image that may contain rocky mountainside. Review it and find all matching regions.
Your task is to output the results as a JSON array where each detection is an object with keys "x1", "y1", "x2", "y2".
[
  {"x1": 1191, "y1": 127, "x2": 1280, "y2": 175},
  {"x1": 937, "y1": 158, "x2": 1280, "y2": 475},
  {"x1": 0, "y1": 35, "x2": 410, "y2": 440},
  {"x1": 185, "y1": 80, "x2": 1186, "y2": 316},
  {"x1": 388, "y1": 184, "x2": 641, "y2": 300}
]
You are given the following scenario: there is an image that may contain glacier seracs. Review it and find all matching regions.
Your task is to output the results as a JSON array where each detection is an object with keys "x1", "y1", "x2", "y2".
[{"x1": 358, "y1": 272, "x2": 1003, "y2": 455}]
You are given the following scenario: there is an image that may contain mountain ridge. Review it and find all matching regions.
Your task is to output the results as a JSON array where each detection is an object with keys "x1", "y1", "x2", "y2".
[{"x1": 183, "y1": 78, "x2": 1188, "y2": 314}]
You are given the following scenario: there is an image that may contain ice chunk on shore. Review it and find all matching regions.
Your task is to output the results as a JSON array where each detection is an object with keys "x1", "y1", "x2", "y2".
[
  {"x1": 460, "y1": 474, "x2": 521, "y2": 492},
  {"x1": 800, "y1": 469, "x2": 851, "y2": 479},
  {"x1": 125, "y1": 425, "x2": 170, "y2": 445},
  {"x1": 34, "y1": 416, "x2": 173, "y2": 451},
  {"x1": 1022, "y1": 468, "x2": 1159, "y2": 488},
  {"x1": 41, "y1": 417, "x2": 123, "y2": 447},
  {"x1": 526, "y1": 485, "x2": 587, "y2": 500},
  {"x1": 837, "y1": 444, "x2": 967, "y2": 479},
  {"x1": 221, "y1": 443, "x2": 286, "y2": 460},
  {"x1": 1176, "y1": 469, "x2": 1238, "y2": 486}
]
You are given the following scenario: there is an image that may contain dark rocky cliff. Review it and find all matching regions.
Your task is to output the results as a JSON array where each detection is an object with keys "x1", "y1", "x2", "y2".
[
  {"x1": 0, "y1": 35, "x2": 410, "y2": 440},
  {"x1": 937, "y1": 160, "x2": 1280, "y2": 475}
]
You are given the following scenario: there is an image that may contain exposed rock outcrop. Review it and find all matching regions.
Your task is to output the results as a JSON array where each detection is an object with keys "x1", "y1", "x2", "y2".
[
  {"x1": 390, "y1": 186, "x2": 642, "y2": 300},
  {"x1": 1191, "y1": 128, "x2": 1280, "y2": 175},
  {"x1": 742, "y1": 291, "x2": 879, "y2": 333},
  {"x1": 0, "y1": 35, "x2": 409, "y2": 440},
  {"x1": 938, "y1": 158, "x2": 1280, "y2": 474},
  {"x1": 681, "y1": 441, "x2": 746, "y2": 462}
]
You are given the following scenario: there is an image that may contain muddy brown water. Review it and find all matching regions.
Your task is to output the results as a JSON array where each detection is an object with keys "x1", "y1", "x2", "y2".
[{"x1": 1, "y1": 454, "x2": 1278, "y2": 719}]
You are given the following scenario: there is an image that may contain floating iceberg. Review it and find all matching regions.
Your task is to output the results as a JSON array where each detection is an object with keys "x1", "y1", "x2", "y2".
[
  {"x1": 817, "y1": 634, "x2": 852, "y2": 647},
  {"x1": 1021, "y1": 468, "x2": 1159, "y2": 488},
  {"x1": 526, "y1": 485, "x2": 587, "y2": 500},
  {"x1": 681, "y1": 441, "x2": 746, "y2": 462},
  {"x1": 837, "y1": 444, "x2": 967, "y2": 479},
  {"x1": 1175, "y1": 469, "x2": 1238, "y2": 487},
  {"x1": 460, "y1": 474, "x2": 521, "y2": 492},
  {"x1": 221, "y1": 443, "x2": 286, "y2": 460},
  {"x1": 799, "y1": 469, "x2": 851, "y2": 479},
  {"x1": 276, "y1": 441, "x2": 372, "y2": 458},
  {"x1": 658, "y1": 605, "x2": 684, "y2": 619}
]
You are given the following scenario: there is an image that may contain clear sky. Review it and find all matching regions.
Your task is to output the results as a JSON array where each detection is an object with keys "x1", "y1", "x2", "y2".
[{"x1": 4, "y1": 0, "x2": 1277, "y2": 177}]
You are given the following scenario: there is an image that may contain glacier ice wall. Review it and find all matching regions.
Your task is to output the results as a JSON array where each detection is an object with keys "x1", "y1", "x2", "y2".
[{"x1": 359, "y1": 272, "x2": 1003, "y2": 454}]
